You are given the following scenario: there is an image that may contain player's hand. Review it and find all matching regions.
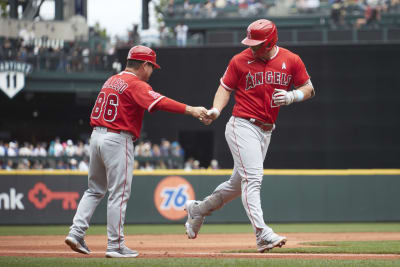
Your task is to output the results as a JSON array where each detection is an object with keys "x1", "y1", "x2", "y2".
[
  {"x1": 206, "y1": 107, "x2": 220, "y2": 120},
  {"x1": 272, "y1": 89, "x2": 295, "y2": 106}
]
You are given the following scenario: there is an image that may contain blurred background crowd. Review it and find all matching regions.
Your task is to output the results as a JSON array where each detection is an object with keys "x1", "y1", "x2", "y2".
[
  {"x1": 0, "y1": 138, "x2": 219, "y2": 171},
  {"x1": 1, "y1": 0, "x2": 399, "y2": 67}
]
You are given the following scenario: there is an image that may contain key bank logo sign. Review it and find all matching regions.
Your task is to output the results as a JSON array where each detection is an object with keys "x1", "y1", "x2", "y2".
[
  {"x1": 0, "y1": 188, "x2": 24, "y2": 210},
  {"x1": 0, "y1": 61, "x2": 33, "y2": 98},
  {"x1": 28, "y1": 182, "x2": 79, "y2": 210},
  {"x1": 154, "y1": 176, "x2": 195, "y2": 221}
]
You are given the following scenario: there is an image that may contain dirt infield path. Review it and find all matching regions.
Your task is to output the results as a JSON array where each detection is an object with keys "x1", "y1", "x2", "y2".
[{"x1": 1, "y1": 233, "x2": 400, "y2": 260}]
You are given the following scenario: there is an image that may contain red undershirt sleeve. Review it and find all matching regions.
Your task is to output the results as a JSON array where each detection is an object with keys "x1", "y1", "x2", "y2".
[{"x1": 153, "y1": 97, "x2": 186, "y2": 114}]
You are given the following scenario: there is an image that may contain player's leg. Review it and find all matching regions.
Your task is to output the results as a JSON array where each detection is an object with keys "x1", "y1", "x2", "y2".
[
  {"x1": 185, "y1": 118, "x2": 243, "y2": 239},
  {"x1": 67, "y1": 131, "x2": 107, "y2": 254},
  {"x1": 226, "y1": 117, "x2": 286, "y2": 252},
  {"x1": 255, "y1": 128, "x2": 286, "y2": 252},
  {"x1": 102, "y1": 133, "x2": 137, "y2": 257},
  {"x1": 185, "y1": 166, "x2": 242, "y2": 239}
]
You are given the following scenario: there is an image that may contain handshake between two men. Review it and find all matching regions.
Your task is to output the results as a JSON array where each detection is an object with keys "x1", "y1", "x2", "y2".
[
  {"x1": 185, "y1": 87, "x2": 300, "y2": 125},
  {"x1": 185, "y1": 106, "x2": 220, "y2": 125}
]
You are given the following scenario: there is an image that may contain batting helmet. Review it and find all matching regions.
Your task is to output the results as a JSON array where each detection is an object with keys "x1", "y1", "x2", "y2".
[
  {"x1": 241, "y1": 19, "x2": 278, "y2": 52},
  {"x1": 127, "y1": 45, "x2": 161, "y2": 69}
]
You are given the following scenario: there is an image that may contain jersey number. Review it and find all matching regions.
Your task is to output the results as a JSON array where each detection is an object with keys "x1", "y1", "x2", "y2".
[{"x1": 91, "y1": 92, "x2": 119, "y2": 122}]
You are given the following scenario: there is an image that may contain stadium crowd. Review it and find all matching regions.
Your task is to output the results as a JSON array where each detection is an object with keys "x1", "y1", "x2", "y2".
[
  {"x1": 164, "y1": 0, "x2": 399, "y2": 18},
  {"x1": 0, "y1": 36, "x2": 115, "y2": 72},
  {"x1": 0, "y1": 138, "x2": 215, "y2": 171}
]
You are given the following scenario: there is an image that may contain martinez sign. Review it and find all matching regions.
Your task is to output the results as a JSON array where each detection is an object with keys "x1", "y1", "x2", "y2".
[{"x1": 0, "y1": 61, "x2": 33, "y2": 98}]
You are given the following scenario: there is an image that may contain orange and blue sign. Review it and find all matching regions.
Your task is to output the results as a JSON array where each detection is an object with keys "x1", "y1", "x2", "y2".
[{"x1": 153, "y1": 176, "x2": 195, "y2": 220}]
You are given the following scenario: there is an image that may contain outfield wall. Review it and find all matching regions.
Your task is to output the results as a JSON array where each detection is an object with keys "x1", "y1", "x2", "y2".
[{"x1": 0, "y1": 170, "x2": 399, "y2": 225}]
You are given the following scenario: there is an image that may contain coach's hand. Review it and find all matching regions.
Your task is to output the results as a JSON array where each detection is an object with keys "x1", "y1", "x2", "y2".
[{"x1": 186, "y1": 106, "x2": 208, "y2": 121}]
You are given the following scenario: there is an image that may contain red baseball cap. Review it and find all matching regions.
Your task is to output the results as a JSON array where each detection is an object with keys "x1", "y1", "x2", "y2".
[{"x1": 127, "y1": 45, "x2": 161, "y2": 69}]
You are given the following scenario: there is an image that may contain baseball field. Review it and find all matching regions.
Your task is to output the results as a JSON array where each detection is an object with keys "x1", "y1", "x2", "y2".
[{"x1": 1, "y1": 223, "x2": 400, "y2": 266}]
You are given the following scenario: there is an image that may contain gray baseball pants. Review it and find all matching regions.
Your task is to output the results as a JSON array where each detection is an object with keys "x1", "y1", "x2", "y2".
[
  {"x1": 212, "y1": 116, "x2": 274, "y2": 242},
  {"x1": 69, "y1": 127, "x2": 134, "y2": 250}
]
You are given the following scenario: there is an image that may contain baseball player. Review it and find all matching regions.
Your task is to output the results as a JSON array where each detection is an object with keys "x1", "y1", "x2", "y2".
[
  {"x1": 184, "y1": 19, "x2": 315, "y2": 253},
  {"x1": 65, "y1": 45, "x2": 208, "y2": 258}
]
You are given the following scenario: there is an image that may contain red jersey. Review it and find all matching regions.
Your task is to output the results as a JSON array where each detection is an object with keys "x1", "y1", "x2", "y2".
[
  {"x1": 220, "y1": 47, "x2": 310, "y2": 124},
  {"x1": 90, "y1": 71, "x2": 165, "y2": 138}
]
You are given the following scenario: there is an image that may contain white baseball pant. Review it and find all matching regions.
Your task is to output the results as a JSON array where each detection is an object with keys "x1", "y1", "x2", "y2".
[
  {"x1": 69, "y1": 127, "x2": 134, "y2": 250},
  {"x1": 212, "y1": 116, "x2": 274, "y2": 242}
]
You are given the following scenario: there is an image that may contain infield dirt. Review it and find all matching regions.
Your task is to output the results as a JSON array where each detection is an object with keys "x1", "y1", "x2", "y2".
[{"x1": 1, "y1": 232, "x2": 400, "y2": 260}]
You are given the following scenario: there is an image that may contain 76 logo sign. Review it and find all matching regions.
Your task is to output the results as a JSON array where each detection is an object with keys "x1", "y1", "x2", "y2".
[
  {"x1": 160, "y1": 185, "x2": 188, "y2": 210},
  {"x1": 154, "y1": 176, "x2": 195, "y2": 221}
]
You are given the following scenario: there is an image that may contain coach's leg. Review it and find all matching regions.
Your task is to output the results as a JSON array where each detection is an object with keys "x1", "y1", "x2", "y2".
[
  {"x1": 103, "y1": 134, "x2": 134, "y2": 250},
  {"x1": 69, "y1": 131, "x2": 107, "y2": 238}
]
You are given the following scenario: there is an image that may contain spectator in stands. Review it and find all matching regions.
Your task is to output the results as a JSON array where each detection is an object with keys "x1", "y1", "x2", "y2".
[
  {"x1": 208, "y1": 159, "x2": 219, "y2": 169},
  {"x1": 215, "y1": 0, "x2": 227, "y2": 9},
  {"x1": 184, "y1": 157, "x2": 195, "y2": 171},
  {"x1": 19, "y1": 142, "x2": 31, "y2": 156},
  {"x1": 152, "y1": 144, "x2": 162, "y2": 157},
  {"x1": 79, "y1": 157, "x2": 89, "y2": 171},
  {"x1": 7, "y1": 142, "x2": 18, "y2": 157},
  {"x1": 160, "y1": 25, "x2": 174, "y2": 46},
  {"x1": 0, "y1": 141, "x2": 5, "y2": 156},
  {"x1": 160, "y1": 139, "x2": 171, "y2": 156},
  {"x1": 389, "y1": 0, "x2": 400, "y2": 12},
  {"x1": 183, "y1": 0, "x2": 194, "y2": 17},
  {"x1": 74, "y1": 141, "x2": 85, "y2": 157},
  {"x1": 331, "y1": 0, "x2": 347, "y2": 28},
  {"x1": 167, "y1": 0, "x2": 175, "y2": 17},
  {"x1": 5, "y1": 159, "x2": 14, "y2": 170},
  {"x1": 171, "y1": 141, "x2": 184, "y2": 157},
  {"x1": 33, "y1": 143, "x2": 47, "y2": 157},
  {"x1": 142, "y1": 161, "x2": 155, "y2": 171},
  {"x1": 296, "y1": 0, "x2": 308, "y2": 13},
  {"x1": 1, "y1": 38, "x2": 13, "y2": 60},
  {"x1": 355, "y1": 0, "x2": 382, "y2": 29},
  {"x1": 192, "y1": 160, "x2": 201, "y2": 169},
  {"x1": 175, "y1": 22, "x2": 189, "y2": 46},
  {"x1": 56, "y1": 160, "x2": 67, "y2": 169},
  {"x1": 305, "y1": 0, "x2": 320, "y2": 13},
  {"x1": 203, "y1": 0, "x2": 218, "y2": 17},
  {"x1": 48, "y1": 140, "x2": 55, "y2": 156},
  {"x1": 65, "y1": 139, "x2": 76, "y2": 156},
  {"x1": 54, "y1": 137, "x2": 64, "y2": 157},
  {"x1": 297, "y1": 0, "x2": 320, "y2": 13},
  {"x1": 32, "y1": 160, "x2": 44, "y2": 170},
  {"x1": 82, "y1": 48, "x2": 90, "y2": 71},
  {"x1": 70, "y1": 158, "x2": 78, "y2": 170},
  {"x1": 17, "y1": 158, "x2": 30, "y2": 170}
]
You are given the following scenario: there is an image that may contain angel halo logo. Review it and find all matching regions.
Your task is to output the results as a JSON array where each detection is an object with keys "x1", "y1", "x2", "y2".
[{"x1": 153, "y1": 176, "x2": 195, "y2": 221}]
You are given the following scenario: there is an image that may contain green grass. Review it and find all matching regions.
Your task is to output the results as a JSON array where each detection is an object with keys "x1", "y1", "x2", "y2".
[
  {"x1": 1, "y1": 257, "x2": 400, "y2": 267},
  {"x1": 232, "y1": 241, "x2": 400, "y2": 254},
  {"x1": 0, "y1": 223, "x2": 400, "y2": 236}
]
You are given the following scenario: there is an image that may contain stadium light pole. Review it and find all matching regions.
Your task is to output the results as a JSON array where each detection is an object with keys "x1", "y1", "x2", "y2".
[{"x1": 142, "y1": 0, "x2": 150, "y2": 29}]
